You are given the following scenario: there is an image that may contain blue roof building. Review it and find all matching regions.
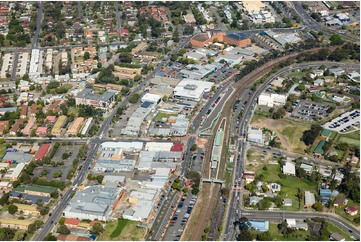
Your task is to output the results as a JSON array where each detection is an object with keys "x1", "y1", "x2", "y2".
[
  {"x1": 247, "y1": 220, "x2": 269, "y2": 232},
  {"x1": 320, "y1": 188, "x2": 332, "y2": 198}
]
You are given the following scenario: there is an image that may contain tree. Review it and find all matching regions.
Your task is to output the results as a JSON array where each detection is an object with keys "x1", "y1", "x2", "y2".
[
  {"x1": 59, "y1": 217, "x2": 66, "y2": 225},
  {"x1": 128, "y1": 93, "x2": 140, "y2": 103},
  {"x1": 8, "y1": 204, "x2": 18, "y2": 214},
  {"x1": 84, "y1": 51, "x2": 90, "y2": 60},
  {"x1": 0, "y1": 192, "x2": 10, "y2": 206},
  {"x1": 272, "y1": 107, "x2": 286, "y2": 119},
  {"x1": 62, "y1": 152, "x2": 70, "y2": 159},
  {"x1": 40, "y1": 206, "x2": 50, "y2": 215},
  {"x1": 257, "y1": 231, "x2": 272, "y2": 241},
  {"x1": 301, "y1": 125, "x2": 322, "y2": 146},
  {"x1": 41, "y1": 169, "x2": 48, "y2": 176},
  {"x1": 90, "y1": 222, "x2": 104, "y2": 236},
  {"x1": 330, "y1": 34, "x2": 343, "y2": 45},
  {"x1": 13, "y1": 230, "x2": 26, "y2": 241},
  {"x1": 57, "y1": 224, "x2": 70, "y2": 235},
  {"x1": 190, "y1": 144, "x2": 197, "y2": 151},
  {"x1": 53, "y1": 171, "x2": 62, "y2": 178},
  {"x1": 313, "y1": 202, "x2": 323, "y2": 211},
  {"x1": 44, "y1": 233, "x2": 57, "y2": 241}
]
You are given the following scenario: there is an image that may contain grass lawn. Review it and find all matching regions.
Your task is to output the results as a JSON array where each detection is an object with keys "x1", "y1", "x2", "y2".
[
  {"x1": 224, "y1": 169, "x2": 231, "y2": 187},
  {"x1": 269, "y1": 223, "x2": 309, "y2": 241},
  {"x1": 337, "y1": 130, "x2": 360, "y2": 147},
  {"x1": 68, "y1": 107, "x2": 79, "y2": 117},
  {"x1": 279, "y1": 124, "x2": 308, "y2": 154},
  {"x1": 0, "y1": 144, "x2": 7, "y2": 158},
  {"x1": 153, "y1": 112, "x2": 175, "y2": 122},
  {"x1": 251, "y1": 110, "x2": 271, "y2": 123},
  {"x1": 99, "y1": 218, "x2": 147, "y2": 241}
]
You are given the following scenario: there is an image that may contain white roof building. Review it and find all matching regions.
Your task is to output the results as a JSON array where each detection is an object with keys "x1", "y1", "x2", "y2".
[
  {"x1": 141, "y1": 93, "x2": 161, "y2": 104},
  {"x1": 247, "y1": 126, "x2": 264, "y2": 145},
  {"x1": 173, "y1": 79, "x2": 214, "y2": 102},
  {"x1": 283, "y1": 162, "x2": 296, "y2": 176},
  {"x1": 258, "y1": 92, "x2": 288, "y2": 107},
  {"x1": 101, "y1": 142, "x2": 143, "y2": 152},
  {"x1": 29, "y1": 49, "x2": 41, "y2": 80},
  {"x1": 145, "y1": 142, "x2": 173, "y2": 151},
  {"x1": 4, "y1": 163, "x2": 26, "y2": 181},
  {"x1": 123, "y1": 200, "x2": 154, "y2": 222}
]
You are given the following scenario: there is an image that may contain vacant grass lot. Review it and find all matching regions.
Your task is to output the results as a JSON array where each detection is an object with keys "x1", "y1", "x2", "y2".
[
  {"x1": 153, "y1": 112, "x2": 175, "y2": 122},
  {"x1": 99, "y1": 218, "x2": 147, "y2": 241},
  {"x1": 251, "y1": 115, "x2": 310, "y2": 154}
]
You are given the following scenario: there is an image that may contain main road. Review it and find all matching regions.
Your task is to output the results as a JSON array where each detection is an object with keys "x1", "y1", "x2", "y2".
[{"x1": 223, "y1": 60, "x2": 360, "y2": 240}]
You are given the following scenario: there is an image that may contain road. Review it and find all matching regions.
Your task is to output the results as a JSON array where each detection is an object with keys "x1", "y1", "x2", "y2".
[
  {"x1": 32, "y1": 1, "x2": 43, "y2": 49},
  {"x1": 77, "y1": 2, "x2": 82, "y2": 20},
  {"x1": 222, "y1": 60, "x2": 360, "y2": 240},
  {"x1": 291, "y1": 2, "x2": 358, "y2": 43},
  {"x1": 239, "y1": 209, "x2": 360, "y2": 240},
  {"x1": 32, "y1": 35, "x2": 192, "y2": 241},
  {"x1": 33, "y1": 143, "x2": 99, "y2": 241},
  {"x1": 115, "y1": 1, "x2": 122, "y2": 31}
]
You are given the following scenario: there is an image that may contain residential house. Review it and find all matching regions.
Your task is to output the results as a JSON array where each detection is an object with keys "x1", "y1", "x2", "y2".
[
  {"x1": 304, "y1": 191, "x2": 315, "y2": 208},
  {"x1": 243, "y1": 171, "x2": 255, "y2": 184},
  {"x1": 283, "y1": 198, "x2": 293, "y2": 207},
  {"x1": 250, "y1": 196, "x2": 263, "y2": 206},
  {"x1": 330, "y1": 232, "x2": 345, "y2": 241},
  {"x1": 300, "y1": 163, "x2": 313, "y2": 174},
  {"x1": 345, "y1": 205, "x2": 358, "y2": 216},
  {"x1": 310, "y1": 69, "x2": 324, "y2": 79},
  {"x1": 333, "y1": 197, "x2": 346, "y2": 208},
  {"x1": 283, "y1": 162, "x2": 296, "y2": 176}
]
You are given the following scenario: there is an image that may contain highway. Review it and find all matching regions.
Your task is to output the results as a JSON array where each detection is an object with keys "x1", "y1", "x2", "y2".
[{"x1": 222, "y1": 61, "x2": 360, "y2": 241}]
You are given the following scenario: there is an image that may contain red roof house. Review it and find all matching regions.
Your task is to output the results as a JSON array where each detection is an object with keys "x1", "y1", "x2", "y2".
[
  {"x1": 345, "y1": 205, "x2": 358, "y2": 216},
  {"x1": 45, "y1": 116, "x2": 57, "y2": 123},
  {"x1": 36, "y1": 127, "x2": 48, "y2": 135},
  {"x1": 120, "y1": 28, "x2": 129, "y2": 36},
  {"x1": 64, "y1": 218, "x2": 80, "y2": 229},
  {"x1": 34, "y1": 144, "x2": 51, "y2": 160},
  {"x1": 170, "y1": 143, "x2": 184, "y2": 152}
]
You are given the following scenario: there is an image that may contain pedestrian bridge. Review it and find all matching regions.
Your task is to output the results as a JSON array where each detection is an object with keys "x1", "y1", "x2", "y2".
[{"x1": 201, "y1": 178, "x2": 225, "y2": 185}]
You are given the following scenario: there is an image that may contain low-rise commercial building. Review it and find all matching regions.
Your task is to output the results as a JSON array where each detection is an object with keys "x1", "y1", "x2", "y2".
[
  {"x1": 173, "y1": 79, "x2": 214, "y2": 102},
  {"x1": 258, "y1": 92, "x2": 288, "y2": 107},
  {"x1": 63, "y1": 184, "x2": 123, "y2": 221}
]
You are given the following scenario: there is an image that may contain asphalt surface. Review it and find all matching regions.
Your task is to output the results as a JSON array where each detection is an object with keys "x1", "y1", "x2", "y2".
[
  {"x1": 163, "y1": 192, "x2": 194, "y2": 241},
  {"x1": 32, "y1": 1, "x2": 43, "y2": 49},
  {"x1": 115, "y1": 1, "x2": 122, "y2": 31},
  {"x1": 223, "y1": 61, "x2": 360, "y2": 241}
]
